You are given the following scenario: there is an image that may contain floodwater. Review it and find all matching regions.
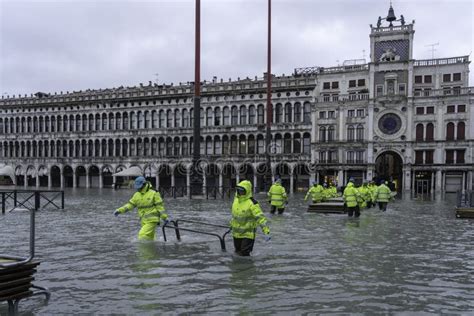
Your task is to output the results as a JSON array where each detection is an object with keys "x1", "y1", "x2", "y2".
[{"x1": 1, "y1": 189, "x2": 474, "y2": 315}]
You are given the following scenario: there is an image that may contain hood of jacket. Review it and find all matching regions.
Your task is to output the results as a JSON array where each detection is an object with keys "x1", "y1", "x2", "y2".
[{"x1": 236, "y1": 180, "x2": 253, "y2": 201}]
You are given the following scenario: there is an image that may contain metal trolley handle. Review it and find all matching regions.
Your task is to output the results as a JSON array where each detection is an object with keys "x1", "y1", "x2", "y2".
[{"x1": 162, "y1": 219, "x2": 231, "y2": 251}]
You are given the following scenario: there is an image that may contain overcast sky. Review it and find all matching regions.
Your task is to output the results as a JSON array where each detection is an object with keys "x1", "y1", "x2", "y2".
[{"x1": 0, "y1": 0, "x2": 473, "y2": 96}]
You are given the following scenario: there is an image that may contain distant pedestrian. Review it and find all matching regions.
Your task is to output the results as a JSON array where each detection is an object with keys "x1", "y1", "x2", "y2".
[{"x1": 267, "y1": 178, "x2": 288, "y2": 214}]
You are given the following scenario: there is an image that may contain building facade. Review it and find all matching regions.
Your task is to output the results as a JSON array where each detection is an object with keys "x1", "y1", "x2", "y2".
[{"x1": 0, "y1": 6, "x2": 472, "y2": 195}]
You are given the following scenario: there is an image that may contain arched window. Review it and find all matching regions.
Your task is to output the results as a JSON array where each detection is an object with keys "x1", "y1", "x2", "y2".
[
  {"x1": 109, "y1": 113, "x2": 115, "y2": 130},
  {"x1": 75, "y1": 115, "x2": 81, "y2": 132},
  {"x1": 356, "y1": 125, "x2": 364, "y2": 141},
  {"x1": 284, "y1": 103, "x2": 292, "y2": 122},
  {"x1": 82, "y1": 114, "x2": 87, "y2": 131},
  {"x1": 328, "y1": 126, "x2": 335, "y2": 141},
  {"x1": 144, "y1": 138, "x2": 150, "y2": 156},
  {"x1": 240, "y1": 106, "x2": 247, "y2": 125},
  {"x1": 446, "y1": 122, "x2": 455, "y2": 140},
  {"x1": 248, "y1": 135, "x2": 255, "y2": 155},
  {"x1": 230, "y1": 135, "x2": 238, "y2": 154},
  {"x1": 206, "y1": 136, "x2": 213, "y2": 155},
  {"x1": 166, "y1": 109, "x2": 173, "y2": 128},
  {"x1": 223, "y1": 107, "x2": 230, "y2": 125},
  {"x1": 347, "y1": 125, "x2": 355, "y2": 141},
  {"x1": 239, "y1": 135, "x2": 247, "y2": 154},
  {"x1": 319, "y1": 126, "x2": 326, "y2": 142},
  {"x1": 293, "y1": 133, "x2": 301, "y2": 153},
  {"x1": 294, "y1": 102, "x2": 301, "y2": 122},
  {"x1": 69, "y1": 115, "x2": 75, "y2": 132},
  {"x1": 257, "y1": 134, "x2": 265, "y2": 154},
  {"x1": 121, "y1": 139, "x2": 128, "y2": 156},
  {"x1": 222, "y1": 135, "x2": 229, "y2": 155},
  {"x1": 95, "y1": 114, "x2": 100, "y2": 131},
  {"x1": 457, "y1": 122, "x2": 465, "y2": 140},
  {"x1": 257, "y1": 104, "x2": 265, "y2": 124},
  {"x1": 200, "y1": 107, "x2": 204, "y2": 127},
  {"x1": 231, "y1": 106, "x2": 238, "y2": 125},
  {"x1": 248, "y1": 105, "x2": 256, "y2": 125},
  {"x1": 174, "y1": 109, "x2": 181, "y2": 128},
  {"x1": 214, "y1": 107, "x2": 221, "y2": 126},
  {"x1": 416, "y1": 124, "x2": 425, "y2": 142},
  {"x1": 214, "y1": 136, "x2": 221, "y2": 155},
  {"x1": 303, "y1": 133, "x2": 311, "y2": 154},
  {"x1": 182, "y1": 137, "x2": 189, "y2": 156},
  {"x1": 426, "y1": 123, "x2": 434, "y2": 141},
  {"x1": 274, "y1": 134, "x2": 282, "y2": 154},
  {"x1": 182, "y1": 109, "x2": 189, "y2": 128},
  {"x1": 137, "y1": 112, "x2": 143, "y2": 129},
  {"x1": 122, "y1": 113, "x2": 129, "y2": 130},
  {"x1": 144, "y1": 111, "x2": 150, "y2": 129},
  {"x1": 88, "y1": 114, "x2": 94, "y2": 131},
  {"x1": 102, "y1": 113, "x2": 107, "y2": 130},
  {"x1": 152, "y1": 111, "x2": 158, "y2": 128},
  {"x1": 115, "y1": 113, "x2": 121, "y2": 130},
  {"x1": 206, "y1": 107, "x2": 213, "y2": 127},
  {"x1": 283, "y1": 134, "x2": 292, "y2": 154},
  {"x1": 275, "y1": 103, "x2": 283, "y2": 123},
  {"x1": 159, "y1": 110, "x2": 165, "y2": 128},
  {"x1": 303, "y1": 102, "x2": 311, "y2": 123}
]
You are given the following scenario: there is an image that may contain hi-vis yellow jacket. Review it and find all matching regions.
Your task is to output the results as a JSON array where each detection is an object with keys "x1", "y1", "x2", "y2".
[{"x1": 231, "y1": 180, "x2": 270, "y2": 239}]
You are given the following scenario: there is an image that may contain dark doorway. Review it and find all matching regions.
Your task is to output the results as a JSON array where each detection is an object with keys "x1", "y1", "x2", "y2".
[{"x1": 375, "y1": 151, "x2": 403, "y2": 191}]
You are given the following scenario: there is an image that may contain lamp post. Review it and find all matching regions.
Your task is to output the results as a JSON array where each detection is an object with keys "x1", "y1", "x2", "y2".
[
  {"x1": 191, "y1": 0, "x2": 202, "y2": 197},
  {"x1": 264, "y1": 0, "x2": 273, "y2": 191}
]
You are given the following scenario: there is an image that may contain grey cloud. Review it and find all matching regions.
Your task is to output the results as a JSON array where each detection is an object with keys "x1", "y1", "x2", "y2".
[{"x1": 0, "y1": 0, "x2": 472, "y2": 96}]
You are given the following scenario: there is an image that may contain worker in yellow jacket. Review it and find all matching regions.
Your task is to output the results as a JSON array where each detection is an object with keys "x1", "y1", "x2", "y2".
[
  {"x1": 343, "y1": 178, "x2": 361, "y2": 217},
  {"x1": 231, "y1": 180, "x2": 271, "y2": 256},
  {"x1": 304, "y1": 180, "x2": 324, "y2": 203},
  {"x1": 268, "y1": 178, "x2": 288, "y2": 214},
  {"x1": 375, "y1": 180, "x2": 392, "y2": 212},
  {"x1": 114, "y1": 176, "x2": 169, "y2": 241}
]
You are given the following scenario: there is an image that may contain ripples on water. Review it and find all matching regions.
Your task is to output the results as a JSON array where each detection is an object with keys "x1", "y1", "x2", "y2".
[{"x1": 1, "y1": 189, "x2": 474, "y2": 314}]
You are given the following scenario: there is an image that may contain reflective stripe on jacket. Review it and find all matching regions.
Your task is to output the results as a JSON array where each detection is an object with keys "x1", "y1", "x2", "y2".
[
  {"x1": 375, "y1": 184, "x2": 392, "y2": 202},
  {"x1": 305, "y1": 185, "x2": 324, "y2": 202},
  {"x1": 343, "y1": 182, "x2": 360, "y2": 208},
  {"x1": 267, "y1": 183, "x2": 287, "y2": 207}
]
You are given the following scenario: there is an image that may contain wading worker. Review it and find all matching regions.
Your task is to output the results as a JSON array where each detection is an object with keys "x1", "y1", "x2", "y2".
[
  {"x1": 304, "y1": 180, "x2": 324, "y2": 204},
  {"x1": 375, "y1": 180, "x2": 392, "y2": 212},
  {"x1": 114, "y1": 176, "x2": 169, "y2": 241},
  {"x1": 343, "y1": 178, "x2": 361, "y2": 218},
  {"x1": 267, "y1": 178, "x2": 288, "y2": 214},
  {"x1": 231, "y1": 180, "x2": 271, "y2": 256}
]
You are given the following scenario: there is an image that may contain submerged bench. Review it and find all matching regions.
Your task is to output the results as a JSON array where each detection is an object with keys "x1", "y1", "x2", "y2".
[{"x1": 0, "y1": 209, "x2": 50, "y2": 314}]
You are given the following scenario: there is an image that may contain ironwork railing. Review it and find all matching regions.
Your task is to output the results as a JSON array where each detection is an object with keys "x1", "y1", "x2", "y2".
[
  {"x1": 1, "y1": 190, "x2": 65, "y2": 214},
  {"x1": 162, "y1": 219, "x2": 231, "y2": 251}
]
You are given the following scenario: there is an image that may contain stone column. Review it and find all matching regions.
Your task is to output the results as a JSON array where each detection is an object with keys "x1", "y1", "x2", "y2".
[
  {"x1": 186, "y1": 169, "x2": 191, "y2": 198},
  {"x1": 112, "y1": 175, "x2": 116, "y2": 189},
  {"x1": 48, "y1": 172, "x2": 52, "y2": 188},
  {"x1": 403, "y1": 166, "x2": 411, "y2": 192},
  {"x1": 24, "y1": 174, "x2": 27, "y2": 188},
  {"x1": 468, "y1": 171, "x2": 473, "y2": 191},
  {"x1": 253, "y1": 173, "x2": 257, "y2": 194},
  {"x1": 337, "y1": 170, "x2": 344, "y2": 186},
  {"x1": 86, "y1": 172, "x2": 90, "y2": 188},
  {"x1": 72, "y1": 171, "x2": 76, "y2": 188},
  {"x1": 430, "y1": 171, "x2": 435, "y2": 194},
  {"x1": 462, "y1": 171, "x2": 466, "y2": 193},
  {"x1": 289, "y1": 173, "x2": 294, "y2": 195},
  {"x1": 35, "y1": 173, "x2": 40, "y2": 188},
  {"x1": 435, "y1": 170, "x2": 442, "y2": 193},
  {"x1": 219, "y1": 172, "x2": 223, "y2": 195},
  {"x1": 100, "y1": 172, "x2": 104, "y2": 189},
  {"x1": 60, "y1": 171, "x2": 64, "y2": 189}
]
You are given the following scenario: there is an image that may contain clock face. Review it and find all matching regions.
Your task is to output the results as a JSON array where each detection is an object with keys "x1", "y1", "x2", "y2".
[{"x1": 378, "y1": 113, "x2": 402, "y2": 135}]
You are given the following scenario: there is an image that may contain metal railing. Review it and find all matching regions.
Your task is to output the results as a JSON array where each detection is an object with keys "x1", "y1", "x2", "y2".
[
  {"x1": 162, "y1": 219, "x2": 231, "y2": 251},
  {"x1": 1, "y1": 190, "x2": 65, "y2": 214}
]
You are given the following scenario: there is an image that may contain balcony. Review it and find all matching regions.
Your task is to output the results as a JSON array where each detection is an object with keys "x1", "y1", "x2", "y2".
[
  {"x1": 413, "y1": 56, "x2": 469, "y2": 67},
  {"x1": 413, "y1": 87, "x2": 472, "y2": 98},
  {"x1": 316, "y1": 93, "x2": 369, "y2": 104}
]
